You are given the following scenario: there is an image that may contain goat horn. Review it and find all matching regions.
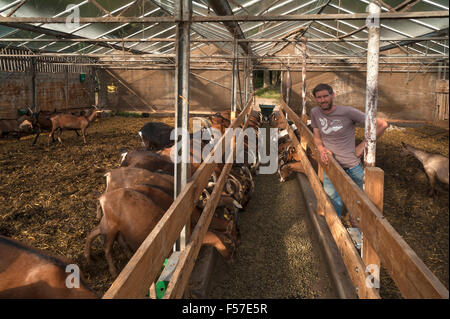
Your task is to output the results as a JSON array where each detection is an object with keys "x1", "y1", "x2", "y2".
[
  {"x1": 228, "y1": 173, "x2": 243, "y2": 195},
  {"x1": 225, "y1": 180, "x2": 233, "y2": 194},
  {"x1": 233, "y1": 200, "x2": 243, "y2": 209}
]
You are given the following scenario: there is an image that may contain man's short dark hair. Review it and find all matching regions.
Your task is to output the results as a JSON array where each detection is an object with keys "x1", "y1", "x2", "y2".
[{"x1": 313, "y1": 83, "x2": 333, "y2": 97}]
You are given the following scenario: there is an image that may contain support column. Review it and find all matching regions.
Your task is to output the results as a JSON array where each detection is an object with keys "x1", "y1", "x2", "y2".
[
  {"x1": 65, "y1": 65, "x2": 69, "y2": 110},
  {"x1": 263, "y1": 69, "x2": 270, "y2": 88},
  {"x1": 301, "y1": 37, "x2": 307, "y2": 118},
  {"x1": 363, "y1": 1, "x2": 381, "y2": 292},
  {"x1": 364, "y1": 1, "x2": 380, "y2": 167},
  {"x1": 231, "y1": 39, "x2": 238, "y2": 118},
  {"x1": 286, "y1": 68, "x2": 291, "y2": 106},
  {"x1": 31, "y1": 57, "x2": 37, "y2": 112},
  {"x1": 244, "y1": 56, "x2": 249, "y2": 106},
  {"x1": 174, "y1": 0, "x2": 192, "y2": 250}
]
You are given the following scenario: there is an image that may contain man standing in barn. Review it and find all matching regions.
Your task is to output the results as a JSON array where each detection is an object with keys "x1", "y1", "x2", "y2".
[{"x1": 310, "y1": 83, "x2": 388, "y2": 220}]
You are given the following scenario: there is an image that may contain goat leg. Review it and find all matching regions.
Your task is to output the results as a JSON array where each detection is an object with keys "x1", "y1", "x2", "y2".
[
  {"x1": 84, "y1": 225, "x2": 101, "y2": 264},
  {"x1": 426, "y1": 171, "x2": 436, "y2": 196},
  {"x1": 81, "y1": 129, "x2": 87, "y2": 144},
  {"x1": 32, "y1": 128, "x2": 40, "y2": 145},
  {"x1": 117, "y1": 233, "x2": 134, "y2": 259},
  {"x1": 104, "y1": 231, "x2": 119, "y2": 278}
]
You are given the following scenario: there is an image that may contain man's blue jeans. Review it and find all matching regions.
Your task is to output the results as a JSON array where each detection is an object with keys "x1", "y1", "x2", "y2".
[{"x1": 323, "y1": 162, "x2": 364, "y2": 217}]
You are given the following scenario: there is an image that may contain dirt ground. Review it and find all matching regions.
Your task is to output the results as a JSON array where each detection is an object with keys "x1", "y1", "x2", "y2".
[
  {"x1": 208, "y1": 171, "x2": 336, "y2": 299},
  {"x1": 0, "y1": 114, "x2": 448, "y2": 298},
  {"x1": 358, "y1": 124, "x2": 449, "y2": 298}
]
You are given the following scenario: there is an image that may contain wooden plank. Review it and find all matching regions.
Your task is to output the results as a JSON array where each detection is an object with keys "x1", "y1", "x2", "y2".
[
  {"x1": 164, "y1": 95, "x2": 254, "y2": 298},
  {"x1": 297, "y1": 173, "x2": 358, "y2": 299},
  {"x1": 363, "y1": 167, "x2": 384, "y2": 292},
  {"x1": 163, "y1": 160, "x2": 234, "y2": 298},
  {"x1": 436, "y1": 80, "x2": 449, "y2": 93},
  {"x1": 163, "y1": 100, "x2": 253, "y2": 298},
  {"x1": 102, "y1": 181, "x2": 196, "y2": 299},
  {"x1": 164, "y1": 99, "x2": 254, "y2": 298},
  {"x1": 103, "y1": 96, "x2": 252, "y2": 299},
  {"x1": 280, "y1": 100, "x2": 449, "y2": 299},
  {"x1": 277, "y1": 109, "x2": 379, "y2": 299},
  {"x1": 2, "y1": 11, "x2": 447, "y2": 23}
]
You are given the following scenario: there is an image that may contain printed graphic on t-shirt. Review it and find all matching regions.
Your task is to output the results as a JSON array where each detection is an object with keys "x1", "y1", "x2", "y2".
[{"x1": 319, "y1": 118, "x2": 343, "y2": 134}]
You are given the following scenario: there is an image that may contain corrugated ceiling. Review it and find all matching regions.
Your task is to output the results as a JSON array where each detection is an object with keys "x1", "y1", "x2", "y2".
[{"x1": 0, "y1": 0, "x2": 448, "y2": 59}]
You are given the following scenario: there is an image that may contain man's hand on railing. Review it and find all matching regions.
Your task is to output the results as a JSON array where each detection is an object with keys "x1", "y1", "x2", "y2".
[{"x1": 318, "y1": 145, "x2": 332, "y2": 165}]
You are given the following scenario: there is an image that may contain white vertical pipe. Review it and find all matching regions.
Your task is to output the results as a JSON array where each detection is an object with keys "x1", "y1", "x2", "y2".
[
  {"x1": 364, "y1": 1, "x2": 380, "y2": 168},
  {"x1": 174, "y1": 0, "x2": 191, "y2": 250},
  {"x1": 232, "y1": 39, "x2": 238, "y2": 113},
  {"x1": 286, "y1": 68, "x2": 292, "y2": 106},
  {"x1": 301, "y1": 37, "x2": 307, "y2": 117}
]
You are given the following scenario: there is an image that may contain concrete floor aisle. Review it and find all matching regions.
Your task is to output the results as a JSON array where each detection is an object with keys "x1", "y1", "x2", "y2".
[{"x1": 207, "y1": 172, "x2": 336, "y2": 298}]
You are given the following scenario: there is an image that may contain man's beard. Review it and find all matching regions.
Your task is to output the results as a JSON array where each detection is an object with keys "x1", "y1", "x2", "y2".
[{"x1": 321, "y1": 100, "x2": 333, "y2": 111}]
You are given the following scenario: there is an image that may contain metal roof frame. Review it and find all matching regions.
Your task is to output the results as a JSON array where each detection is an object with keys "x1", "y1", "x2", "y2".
[{"x1": 0, "y1": 0, "x2": 448, "y2": 69}]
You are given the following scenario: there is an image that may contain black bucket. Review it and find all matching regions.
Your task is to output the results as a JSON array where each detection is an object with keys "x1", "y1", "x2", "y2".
[{"x1": 259, "y1": 104, "x2": 275, "y2": 117}]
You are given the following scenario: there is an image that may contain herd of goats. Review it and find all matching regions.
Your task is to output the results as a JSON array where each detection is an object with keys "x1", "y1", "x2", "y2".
[
  {"x1": 0, "y1": 106, "x2": 310, "y2": 298},
  {"x1": 1, "y1": 106, "x2": 448, "y2": 298}
]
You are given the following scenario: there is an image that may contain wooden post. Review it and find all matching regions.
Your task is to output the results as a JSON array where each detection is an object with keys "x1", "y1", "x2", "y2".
[
  {"x1": 263, "y1": 69, "x2": 269, "y2": 88},
  {"x1": 65, "y1": 65, "x2": 69, "y2": 110},
  {"x1": 363, "y1": 167, "x2": 384, "y2": 291},
  {"x1": 31, "y1": 57, "x2": 37, "y2": 112}
]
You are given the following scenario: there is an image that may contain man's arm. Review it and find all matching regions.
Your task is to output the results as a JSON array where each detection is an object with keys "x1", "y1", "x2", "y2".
[
  {"x1": 313, "y1": 127, "x2": 332, "y2": 165},
  {"x1": 355, "y1": 118, "x2": 389, "y2": 158}
]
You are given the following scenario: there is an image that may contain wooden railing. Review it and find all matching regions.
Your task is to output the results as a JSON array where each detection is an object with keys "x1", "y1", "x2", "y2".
[
  {"x1": 102, "y1": 96, "x2": 254, "y2": 299},
  {"x1": 279, "y1": 99, "x2": 449, "y2": 299}
]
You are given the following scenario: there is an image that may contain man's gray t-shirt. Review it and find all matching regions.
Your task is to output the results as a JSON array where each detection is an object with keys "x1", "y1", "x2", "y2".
[{"x1": 310, "y1": 105, "x2": 365, "y2": 169}]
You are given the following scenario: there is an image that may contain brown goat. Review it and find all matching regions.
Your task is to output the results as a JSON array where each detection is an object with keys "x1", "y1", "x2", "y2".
[
  {"x1": 104, "y1": 167, "x2": 174, "y2": 194},
  {"x1": 85, "y1": 184, "x2": 236, "y2": 277},
  {"x1": 278, "y1": 161, "x2": 305, "y2": 182},
  {"x1": 0, "y1": 235, "x2": 96, "y2": 298},
  {"x1": 120, "y1": 149, "x2": 174, "y2": 174},
  {"x1": 105, "y1": 169, "x2": 238, "y2": 232},
  {"x1": 103, "y1": 166, "x2": 237, "y2": 232},
  {"x1": 48, "y1": 109, "x2": 102, "y2": 145}
]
